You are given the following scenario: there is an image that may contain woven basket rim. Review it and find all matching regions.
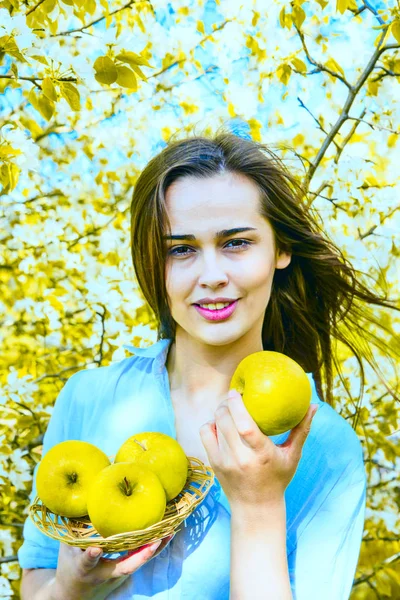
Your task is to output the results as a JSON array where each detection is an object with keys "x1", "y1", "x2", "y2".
[{"x1": 29, "y1": 455, "x2": 215, "y2": 553}]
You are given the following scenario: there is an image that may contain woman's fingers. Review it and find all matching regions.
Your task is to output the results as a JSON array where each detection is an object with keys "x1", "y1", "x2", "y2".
[
  {"x1": 109, "y1": 540, "x2": 162, "y2": 577},
  {"x1": 80, "y1": 546, "x2": 104, "y2": 571}
]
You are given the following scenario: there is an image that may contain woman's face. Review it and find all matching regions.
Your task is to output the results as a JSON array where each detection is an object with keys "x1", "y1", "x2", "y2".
[{"x1": 164, "y1": 172, "x2": 291, "y2": 346}]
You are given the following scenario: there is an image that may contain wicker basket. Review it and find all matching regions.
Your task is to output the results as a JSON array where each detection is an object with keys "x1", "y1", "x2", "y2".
[{"x1": 29, "y1": 456, "x2": 214, "y2": 557}]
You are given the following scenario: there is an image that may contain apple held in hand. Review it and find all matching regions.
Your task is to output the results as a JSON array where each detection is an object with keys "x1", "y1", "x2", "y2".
[
  {"x1": 87, "y1": 462, "x2": 166, "y2": 537},
  {"x1": 230, "y1": 351, "x2": 312, "y2": 436},
  {"x1": 114, "y1": 432, "x2": 189, "y2": 502},
  {"x1": 36, "y1": 440, "x2": 111, "y2": 518}
]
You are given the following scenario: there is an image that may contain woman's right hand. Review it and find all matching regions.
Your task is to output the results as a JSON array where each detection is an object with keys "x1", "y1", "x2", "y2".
[{"x1": 53, "y1": 535, "x2": 173, "y2": 600}]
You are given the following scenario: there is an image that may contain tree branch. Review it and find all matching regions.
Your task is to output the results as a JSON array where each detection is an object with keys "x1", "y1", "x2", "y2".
[
  {"x1": 26, "y1": 0, "x2": 46, "y2": 16},
  {"x1": 346, "y1": 113, "x2": 399, "y2": 135},
  {"x1": 0, "y1": 75, "x2": 77, "y2": 86},
  {"x1": 353, "y1": 551, "x2": 400, "y2": 586},
  {"x1": 358, "y1": 204, "x2": 400, "y2": 239},
  {"x1": 349, "y1": 0, "x2": 386, "y2": 25},
  {"x1": 296, "y1": 96, "x2": 340, "y2": 148},
  {"x1": 334, "y1": 107, "x2": 367, "y2": 164},
  {"x1": 54, "y1": 0, "x2": 155, "y2": 37},
  {"x1": 294, "y1": 25, "x2": 353, "y2": 90},
  {"x1": 300, "y1": 24, "x2": 400, "y2": 195},
  {"x1": 372, "y1": 65, "x2": 400, "y2": 82}
]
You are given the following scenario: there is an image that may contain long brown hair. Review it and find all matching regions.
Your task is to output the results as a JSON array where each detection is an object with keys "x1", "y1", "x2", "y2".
[{"x1": 130, "y1": 125, "x2": 399, "y2": 418}]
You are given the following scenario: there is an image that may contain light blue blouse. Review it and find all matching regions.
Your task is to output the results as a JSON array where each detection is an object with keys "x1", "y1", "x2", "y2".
[{"x1": 18, "y1": 338, "x2": 367, "y2": 599}]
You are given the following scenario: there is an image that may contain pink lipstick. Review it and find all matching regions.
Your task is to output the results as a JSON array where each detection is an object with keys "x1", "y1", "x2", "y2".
[{"x1": 194, "y1": 300, "x2": 238, "y2": 321}]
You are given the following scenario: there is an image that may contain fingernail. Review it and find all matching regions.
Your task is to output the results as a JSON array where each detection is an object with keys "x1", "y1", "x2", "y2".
[
  {"x1": 90, "y1": 548, "x2": 102, "y2": 558},
  {"x1": 228, "y1": 389, "x2": 236, "y2": 399}
]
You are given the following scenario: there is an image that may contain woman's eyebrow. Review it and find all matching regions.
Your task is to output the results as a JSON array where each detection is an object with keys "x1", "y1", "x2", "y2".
[{"x1": 163, "y1": 227, "x2": 257, "y2": 241}]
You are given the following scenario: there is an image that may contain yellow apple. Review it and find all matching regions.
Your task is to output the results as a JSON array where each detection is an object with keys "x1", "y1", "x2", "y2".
[
  {"x1": 36, "y1": 440, "x2": 111, "y2": 518},
  {"x1": 230, "y1": 351, "x2": 312, "y2": 436},
  {"x1": 86, "y1": 462, "x2": 166, "y2": 537},
  {"x1": 114, "y1": 432, "x2": 188, "y2": 502}
]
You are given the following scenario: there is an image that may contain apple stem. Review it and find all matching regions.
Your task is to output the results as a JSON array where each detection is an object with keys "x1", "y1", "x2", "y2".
[
  {"x1": 133, "y1": 438, "x2": 146, "y2": 451},
  {"x1": 123, "y1": 477, "x2": 132, "y2": 496}
]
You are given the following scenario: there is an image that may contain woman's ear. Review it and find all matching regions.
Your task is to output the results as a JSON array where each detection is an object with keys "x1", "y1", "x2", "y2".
[{"x1": 276, "y1": 251, "x2": 291, "y2": 269}]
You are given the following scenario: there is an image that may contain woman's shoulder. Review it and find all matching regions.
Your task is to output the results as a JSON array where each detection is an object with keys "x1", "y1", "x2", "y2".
[
  {"x1": 63, "y1": 354, "x2": 149, "y2": 406},
  {"x1": 71, "y1": 353, "x2": 144, "y2": 384},
  {"x1": 306, "y1": 372, "x2": 364, "y2": 469}
]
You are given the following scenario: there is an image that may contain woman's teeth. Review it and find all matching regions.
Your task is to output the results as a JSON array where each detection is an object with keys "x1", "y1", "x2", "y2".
[{"x1": 200, "y1": 302, "x2": 232, "y2": 310}]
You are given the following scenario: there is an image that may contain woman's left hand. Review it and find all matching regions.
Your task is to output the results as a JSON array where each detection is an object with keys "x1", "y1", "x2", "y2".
[{"x1": 199, "y1": 389, "x2": 319, "y2": 510}]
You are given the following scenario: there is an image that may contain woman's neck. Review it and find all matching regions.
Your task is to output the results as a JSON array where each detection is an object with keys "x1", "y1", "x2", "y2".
[{"x1": 165, "y1": 335, "x2": 263, "y2": 408}]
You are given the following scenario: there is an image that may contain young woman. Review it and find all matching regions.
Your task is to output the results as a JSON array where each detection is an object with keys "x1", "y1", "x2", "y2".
[{"x1": 19, "y1": 128, "x2": 399, "y2": 600}]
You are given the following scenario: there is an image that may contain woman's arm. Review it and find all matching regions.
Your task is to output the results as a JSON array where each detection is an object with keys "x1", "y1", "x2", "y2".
[
  {"x1": 230, "y1": 500, "x2": 292, "y2": 600},
  {"x1": 20, "y1": 569, "x2": 58, "y2": 600}
]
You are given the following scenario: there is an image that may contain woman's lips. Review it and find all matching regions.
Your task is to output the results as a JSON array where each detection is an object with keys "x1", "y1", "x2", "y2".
[{"x1": 193, "y1": 300, "x2": 239, "y2": 321}]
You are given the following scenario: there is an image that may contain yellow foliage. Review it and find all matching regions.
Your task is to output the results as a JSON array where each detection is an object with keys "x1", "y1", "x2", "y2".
[
  {"x1": 367, "y1": 78, "x2": 379, "y2": 96},
  {"x1": 349, "y1": 132, "x2": 371, "y2": 144},
  {"x1": 391, "y1": 20, "x2": 400, "y2": 44},
  {"x1": 246, "y1": 35, "x2": 267, "y2": 62},
  {"x1": 59, "y1": 82, "x2": 81, "y2": 110},
  {"x1": 180, "y1": 102, "x2": 199, "y2": 115},
  {"x1": 161, "y1": 127, "x2": 172, "y2": 141},
  {"x1": 336, "y1": 0, "x2": 351, "y2": 14},
  {"x1": 93, "y1": 56, "x2": 118, "y2": 85},
  {"x1": 292, "y1": 5, "x2": 306, "y2": 28},
  {"x1": 292, "y1": 133, "x2": 305, "y2": 146},
  {"x1": 227, "y1": 102, "x2": 236, "y2": 118},
  {"x1": 277, "y1": 63, "x2": 292, "y2": 85},
  {"x1": 325, "y1": 57, "x2": 345, "y2": 79},
  {"x1": 252, "y1": 11, "x2": 260, "y2": 28},
  {"x1": 291, "y1": 57, "x2": 307, "y2": 73},
  {"x1": 0, "y1": 161, "x2": 20, "y2": 192},
  {"x1": 248, "y1": 118, "x2": 262, "y2": 142},
  {"x1": 116, "y1": 66, "x2": 138, "y2": 89},
  {"x1": 197, "y1": 21, "x2": 205, "y2": 35},
  {"x1": 42, "y1": 78, "x2": 58, "y2": 102},
  {"x1": 47, "y1": 295, "x2": 66, "y2": 313}
]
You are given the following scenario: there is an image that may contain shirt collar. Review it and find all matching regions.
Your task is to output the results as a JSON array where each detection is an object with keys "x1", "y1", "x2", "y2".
[{"x1": 123, "y1": 338, "x2": 172, "y2": 359}]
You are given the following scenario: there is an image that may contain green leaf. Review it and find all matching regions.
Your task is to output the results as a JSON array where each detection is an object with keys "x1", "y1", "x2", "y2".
[
  {"x1": 326, "y1": 57, "x2": 345, "y2": 78},
  {"x1": 277, "y1": 64, "x2": 292, "y2": 86},
  {"x1": 128, "y1": 64, "x2": 147, "y2": 81},
  {"x1": 386, "y1": 567, "x2": 400, "y2": 586},
  {"x1": 292, "y1": 5, "x2": 306, "y2": 28},
  {"x1": 279, "y1": 7, "x2": 286, "y2": 29},
  {"x1": 336, "y1": 0, "x2": 350, "y2": 14},
  {"x1": 115, "y1": 50, "x2": 154, "y2": 70},
  {"x1": 30, "y1": 54, "x2": 49, "y2": 66},
  {"x1": 291, "y1": 57, "x2": 307, "y2": 73},
  {"x1": 43, "y1": 0, "x2": 57, "y2": 12},
  {"x1": 0, "y1": 162, "x2": 20, "y2": 192},
  {"x1": 59, "y1": 81, "x2": 80, "y2": 110},
  {"x1": 42, "y1": 77, "x2": 57, "y2": 102},
  {"x1": 392, "y1": 20, "x2": 400, "y2": 44},
  {"x1": 82, "y1": 0, "x2": 96, "y2": 13},
  {"x1": 0, "y1": 34, "x2": 27, "y2": 63},
  {"x1": 29, "y1": 88, "x2": 55, "y2": 121},
  {"x1": 93, "y1": 56, "x2": 118, "y2": 85},
  {"x1": 116, "y1": 65, "x2": 138, "y2": 89}
]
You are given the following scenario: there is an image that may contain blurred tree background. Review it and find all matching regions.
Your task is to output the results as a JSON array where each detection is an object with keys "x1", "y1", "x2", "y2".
[{"x1": 0, "y1": 0, "x2": 400, "y2": 597}]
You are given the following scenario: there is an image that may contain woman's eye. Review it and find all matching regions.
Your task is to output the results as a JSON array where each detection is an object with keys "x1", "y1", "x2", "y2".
[{"x1": 168, "y1": 239, "x2": 252, "y2": 257}]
